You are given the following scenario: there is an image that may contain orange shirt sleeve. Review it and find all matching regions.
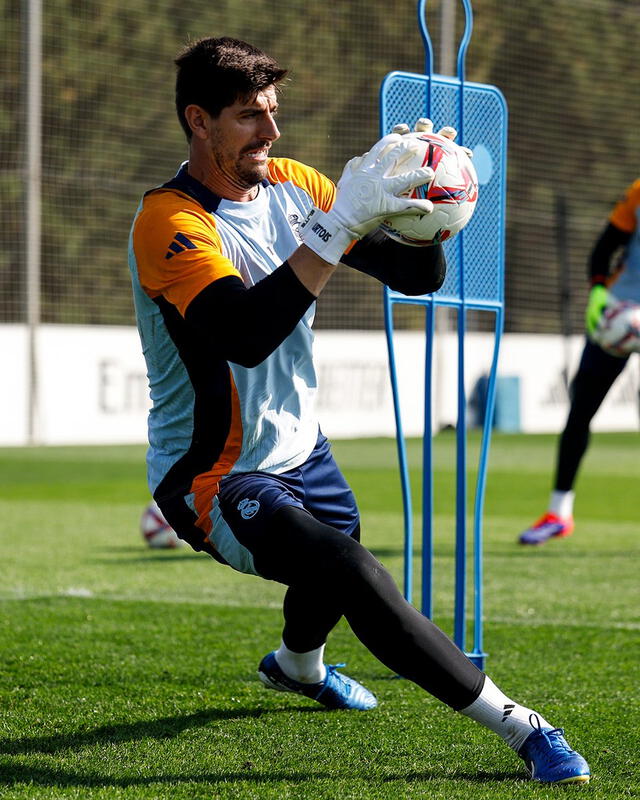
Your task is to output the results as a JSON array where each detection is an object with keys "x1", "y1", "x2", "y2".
[
  {"x1": 267, "y1": 158, "x2": 337, "y2": 212},
  {"x1": 609, "y1": 179, "x2": 640, "y2": 234},
  {"x1": 267, "y1": 157, "x2": 358, "y2": 254},
  {"x1": 132, "y1": 189, "x2": 240, "y2": 317}
]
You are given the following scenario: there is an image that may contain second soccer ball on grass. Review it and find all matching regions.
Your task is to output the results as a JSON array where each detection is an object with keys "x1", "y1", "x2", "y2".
[{"x1": 140, "y1": 499, "x2": 182, "y2": 549}]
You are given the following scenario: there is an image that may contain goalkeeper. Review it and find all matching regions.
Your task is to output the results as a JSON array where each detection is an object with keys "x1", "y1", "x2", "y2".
[
  {"x1": 519, "y1": 179, "x2": 639, "y2": 545},
  {"x1": 128, "y1": 36, "x2": 589, "y2": 784}
]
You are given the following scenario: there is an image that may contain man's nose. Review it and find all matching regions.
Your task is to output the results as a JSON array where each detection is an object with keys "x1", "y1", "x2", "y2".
[{"x1": 261, "y1": 113, "x2": 280, "y2": 141}]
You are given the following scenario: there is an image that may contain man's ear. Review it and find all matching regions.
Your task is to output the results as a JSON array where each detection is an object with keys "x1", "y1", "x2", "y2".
[{"x1": 184, "y1": 104, "x2": 210, "y2": 140}]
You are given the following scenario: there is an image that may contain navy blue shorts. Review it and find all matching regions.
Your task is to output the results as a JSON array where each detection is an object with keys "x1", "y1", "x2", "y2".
[{"x1": 206, "y1": 433, "x2": 360, "y2": 576}]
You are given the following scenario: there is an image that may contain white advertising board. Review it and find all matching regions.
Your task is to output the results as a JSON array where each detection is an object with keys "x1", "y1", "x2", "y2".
[
  {"x1": 0, "y1": 325, "x2": 29, "y2": 445},
  {"x1": 34, "y1": 324, "x2": 150, "y2": 445},
  {"x1": 1, "y1": 325, "x2": 638, "y2": 446},
  {"x1": 313, "y1": 331, "x2": 425, "y2": 438}
]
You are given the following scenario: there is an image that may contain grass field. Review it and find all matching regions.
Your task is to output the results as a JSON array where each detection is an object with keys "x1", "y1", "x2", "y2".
[{"x1": 1, "y1": 431, "x2": 638, "y2": 799}]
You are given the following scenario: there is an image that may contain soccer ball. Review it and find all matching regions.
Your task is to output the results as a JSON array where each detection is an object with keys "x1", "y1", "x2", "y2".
[
  {"x1": 593, "y1": 300, "x2": 640, "y2": 357},
  {"x1": 140, "y1": 500, "x2": 182, "y2": 549},
  {"x1": 380, "y1": 131, "x2": 479, "y2": 246}
]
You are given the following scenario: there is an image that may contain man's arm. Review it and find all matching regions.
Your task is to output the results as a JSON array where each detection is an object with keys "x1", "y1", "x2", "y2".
[
  {"x1": 342, "y1": 228, "x2": 446, "y2": 296},
  {"x1": 185, "y1": 259, "x2": 318, "y2": 368},
  {"x1": 288, "y1": 244, "x2": 338, "y2": 296},
  {"x1": 585, "y1": 221, "x2": 631, "y2": 335},
  {"x1": 186, "y1": 134, "x2": 436, "y2": 365},
  {"x1": 186, "y1": 230, "x2": 445, "y2": 370},
  {"x1": 588, "y1": 222, "x2": 631, "y2": 286},
  {"x1": 186, "y1": 133, "x2": 437, "y2": 365}
]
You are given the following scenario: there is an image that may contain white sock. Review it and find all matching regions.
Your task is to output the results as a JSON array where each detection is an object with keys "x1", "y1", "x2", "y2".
[
  {"x1": 274, "y1": 641, "x2": 326, "y2": 684},
  {"x1": 460, "y1": 676, "x2": 553, "y2": 752},
  {"x1": 549, "y1": 490, "x2": 574, "y2": 519}
]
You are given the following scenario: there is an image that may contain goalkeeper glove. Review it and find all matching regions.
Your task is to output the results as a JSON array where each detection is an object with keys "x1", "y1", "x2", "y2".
[
  {"x1": 394, "y1": 118, "x2": 474, "y2": 158},
  {"x1": 300, "y1": 133, "x2": 435, "y2": 265},
  {"x1": 585, "y1": 284, "x2": 609, "y2": 336}
]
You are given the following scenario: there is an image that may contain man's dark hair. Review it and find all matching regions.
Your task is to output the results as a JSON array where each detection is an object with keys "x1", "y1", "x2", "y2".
[{"x1": 174, "y1": 37, "x2": 288, "y2": 139}]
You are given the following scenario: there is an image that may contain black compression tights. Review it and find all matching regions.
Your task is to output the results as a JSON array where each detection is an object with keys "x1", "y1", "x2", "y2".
[
  {"x1": 555, "y1": 345, "x2": 627, "y2": 491},
  {"x1": 250, "y1": 505, "x2": 485, "y2": 710}
]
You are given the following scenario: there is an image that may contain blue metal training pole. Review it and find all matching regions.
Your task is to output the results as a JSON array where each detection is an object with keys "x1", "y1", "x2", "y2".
[{"x1": 381, "y1": 0, "x2": 508, "y2": 670}]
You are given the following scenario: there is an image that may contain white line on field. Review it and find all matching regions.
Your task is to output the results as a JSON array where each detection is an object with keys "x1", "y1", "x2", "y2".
[{"x1": 0, "y1": 588, "x2": 284, "y2": 609}]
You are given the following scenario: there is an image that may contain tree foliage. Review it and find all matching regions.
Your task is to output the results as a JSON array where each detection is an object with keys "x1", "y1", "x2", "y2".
[{"x1": 1, "y1": 0, "x2": 639, "y2": 331}]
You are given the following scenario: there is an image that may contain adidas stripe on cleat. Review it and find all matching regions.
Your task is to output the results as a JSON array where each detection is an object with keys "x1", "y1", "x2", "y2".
[
  {"x1": 518, "y1": 512, "x2": 574, "y2": 545},
  {"x1": 518, "y1": 715, "x2": 590, "y2": 784},
  {"x1": 257, "y1": 651, "x2": 378, "y2": 711}
]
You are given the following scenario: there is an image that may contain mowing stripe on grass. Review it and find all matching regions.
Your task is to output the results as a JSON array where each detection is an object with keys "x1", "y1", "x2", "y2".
[{"x1": 1, "y1": 591, "x2": 638, "y2": 630}]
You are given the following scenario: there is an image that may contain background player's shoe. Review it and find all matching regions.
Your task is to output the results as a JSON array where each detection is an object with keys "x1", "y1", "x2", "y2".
[
  {"x1": 518, "y1": 512, "x2": 574, "y2": 545},
  {"x1": 518, "y1": 715, "x2": 590, "y2": 784},
  {"x1": 258, "y1": 651, "x2": 378, "y2": 710}
]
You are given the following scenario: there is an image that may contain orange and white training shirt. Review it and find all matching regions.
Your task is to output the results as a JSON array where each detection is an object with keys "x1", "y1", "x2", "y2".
[
  {"x1": 608, "y1": 178, "x2": 640, "y2": 301},
  {"x1": 128, "y1": 158, "x2": 335, "y2": 543}
]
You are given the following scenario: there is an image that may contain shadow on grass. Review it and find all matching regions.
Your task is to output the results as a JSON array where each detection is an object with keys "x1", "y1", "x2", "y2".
[
  {"x1": 0, "y1": 706, "x2": 321, "y2": 757},
  {"x1": 0, "y1": 707, "x2": 526, "y2": 788},
  {"x1": 0, "y1": 761, "x2": 524, "y2": 789}
]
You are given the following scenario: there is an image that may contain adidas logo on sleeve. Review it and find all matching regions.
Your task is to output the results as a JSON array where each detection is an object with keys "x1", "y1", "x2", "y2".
[{"x1": 165, "y1": 232, "x2": 197, "y2": 259}]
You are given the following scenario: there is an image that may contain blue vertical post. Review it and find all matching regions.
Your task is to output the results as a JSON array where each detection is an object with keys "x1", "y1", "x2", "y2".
[
  {"x1": 381, "y1": 0, "x2": 508, "y2": 670},
  {"x1": 383, "y1": 294, "x2": 414, "y2": 604},
  {"x1": 422, "y1": 298, "x2": 435, "y2": 619}
]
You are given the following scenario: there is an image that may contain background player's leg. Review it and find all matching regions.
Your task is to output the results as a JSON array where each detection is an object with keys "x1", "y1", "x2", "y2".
[
  {"x1": 519, "y1": 339, "x2": 627, "y2": 544},
  {"x1": 555, "y1": 340, "x2": 627, "y2": 491}
]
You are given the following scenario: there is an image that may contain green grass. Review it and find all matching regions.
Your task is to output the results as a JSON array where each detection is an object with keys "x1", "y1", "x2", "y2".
[{"x1": 1, "y1": 431, "x2": 638, "y2": 798}]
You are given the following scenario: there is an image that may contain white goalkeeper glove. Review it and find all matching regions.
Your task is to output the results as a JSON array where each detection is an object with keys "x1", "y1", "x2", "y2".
[
  {"x1": 300, "y1": 133, "x2": 435, "y2": 265},
  {"x1": 394, "y1": 118, "x2": 474, "y2": 158}
]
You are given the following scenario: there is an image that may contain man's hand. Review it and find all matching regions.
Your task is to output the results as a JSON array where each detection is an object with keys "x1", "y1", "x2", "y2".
[
  {"x1": 300, "y1": 133, "x2": 435, "y2": 265},
  {"x1": 585, "y1": 284, "x2": 609, "y2": 336}
]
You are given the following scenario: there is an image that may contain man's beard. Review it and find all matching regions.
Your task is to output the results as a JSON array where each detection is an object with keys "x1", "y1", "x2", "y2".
[
  {"x1": 235, "y1": 157, "x2": 268, "y2": 188},
  {"x1": 210, "y1": 134, "x2": 270, "y2": 191}
]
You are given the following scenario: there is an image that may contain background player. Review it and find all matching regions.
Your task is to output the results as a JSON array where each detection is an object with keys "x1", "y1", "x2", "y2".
[
  {"x1": 519, "y1": 179, "x2": 640, "y2": 545},
  {"x1": 128, "y1": 36, "x2": 590, "y2": 784}
]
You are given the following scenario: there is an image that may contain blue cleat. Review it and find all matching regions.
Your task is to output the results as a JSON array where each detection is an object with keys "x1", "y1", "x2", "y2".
[
  {"x1": 519, "y1": 715, "x2": 590, "y2": 784},
  {"x1": 257, "y1": 651, "x2": 378, "y2": 710}
]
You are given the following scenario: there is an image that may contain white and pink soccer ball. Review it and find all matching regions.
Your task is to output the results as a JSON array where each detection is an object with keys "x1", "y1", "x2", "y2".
[
  {"x1": 593, "y1": 299, "x2": 640, "y2": 357},
  {"x1": 380, "y1": 130, "x2": 479, "y2": 247},
  {"x1": 140, "y1": 499, "x2": 182, "y2": 549}
]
